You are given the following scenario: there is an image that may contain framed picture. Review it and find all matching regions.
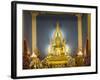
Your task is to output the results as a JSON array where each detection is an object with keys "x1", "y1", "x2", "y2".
[{"x1": 11, "y1": 1, "x2": 98, "y2": 79}]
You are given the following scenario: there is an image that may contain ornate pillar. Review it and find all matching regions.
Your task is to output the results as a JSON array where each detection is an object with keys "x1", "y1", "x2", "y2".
[
  {"x1": 31, "y1": 12, "x2": 38, "y2": 52},
  {"x1": 76, "y1": 14, "x2": 83, "y2": 56}
]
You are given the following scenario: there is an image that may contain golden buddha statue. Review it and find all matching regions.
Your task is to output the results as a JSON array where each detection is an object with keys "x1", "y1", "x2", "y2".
[
  {"x1": 48, "y1": 22, "x2": 68, "y2": 56},
  {"x1": 42, "y1": 22, "x2": 75, "y2": 68}
]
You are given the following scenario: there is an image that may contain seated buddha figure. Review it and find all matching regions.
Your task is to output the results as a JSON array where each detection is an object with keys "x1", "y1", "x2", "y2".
[
  {"x1": 48, "y1": 22, "x2": 68, "y2": 56},
  {"x1": 43, "y1": 22, "x2": 76, "y2": 68},
  {"x1": 52, "y1": 35, "x2": 65, "y2": 56}
]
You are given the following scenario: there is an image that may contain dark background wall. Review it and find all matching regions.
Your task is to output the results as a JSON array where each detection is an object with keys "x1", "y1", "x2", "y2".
[{"x1": 23, "y1": 11, "x2": 87, "y2": 60}]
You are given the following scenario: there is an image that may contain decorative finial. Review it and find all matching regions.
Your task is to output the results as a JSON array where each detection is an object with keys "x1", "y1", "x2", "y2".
[{"x1": 56, "y1": 21, "x2": 60, "y2": 32}]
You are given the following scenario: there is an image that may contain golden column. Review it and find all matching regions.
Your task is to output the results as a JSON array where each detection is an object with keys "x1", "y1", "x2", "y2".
[
  {"x1": 87, "y1": 14, "x2": 91, "y2": 53},
  {"x1": 85, "y1": 14, "x2": 91, "y2": 66},
  {"x1": 75, "y1": 14, "x2": 84, "y2": 66},
  {"x1": 31, "y1": 12, "x2": 38, "y2": 52},
  {"x1": 76, "y1": 14, "x2": 83, "y2": 56},
  {"x1": 76, "y1": 14, "x2": 83, "y2": 55}
]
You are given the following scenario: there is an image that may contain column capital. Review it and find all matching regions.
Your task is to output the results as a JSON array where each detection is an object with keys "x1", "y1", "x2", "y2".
[
  {"x1": 75, "y1": 14, "x2": 82, "y2": 17},
  {"x1": 31, "y1": 12, "x2": 39, "y2": 16}
]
